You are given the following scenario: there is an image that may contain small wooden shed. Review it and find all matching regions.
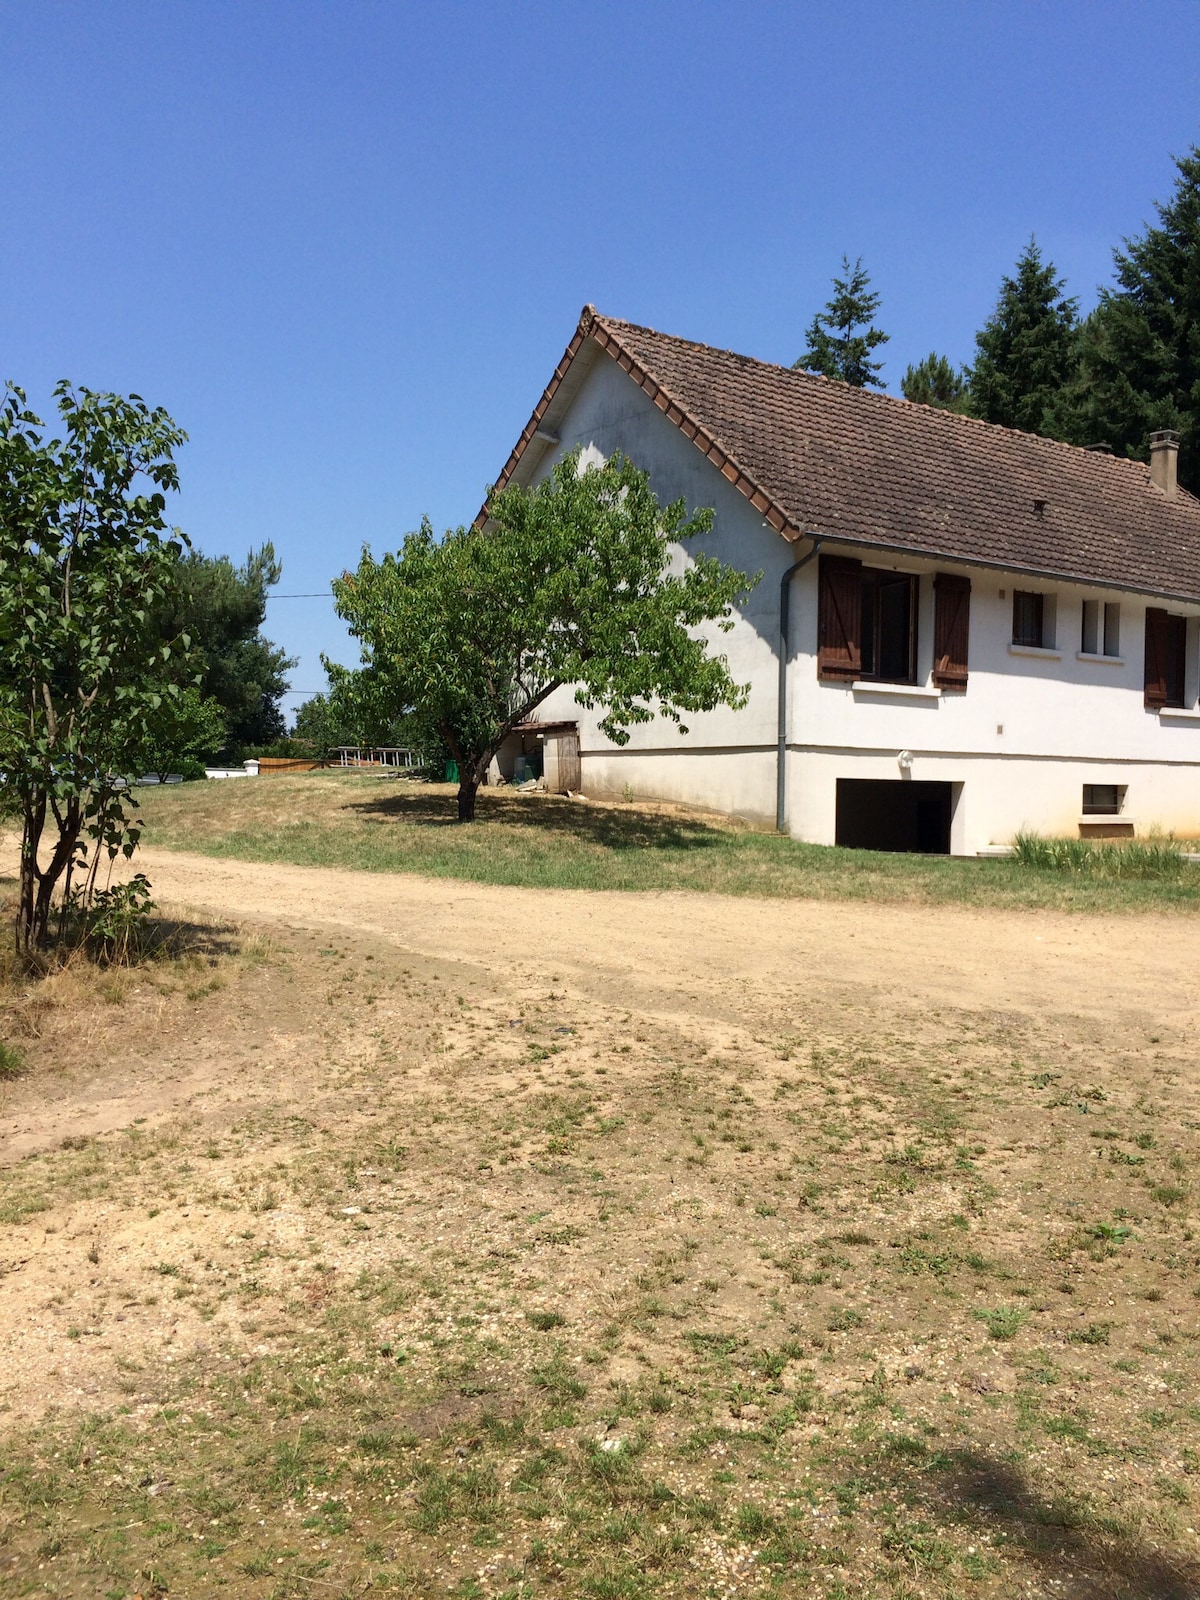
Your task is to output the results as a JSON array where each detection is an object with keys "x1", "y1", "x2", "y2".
[{"x1": 513, "y1": 720, "x2": 581, "y2": 793}]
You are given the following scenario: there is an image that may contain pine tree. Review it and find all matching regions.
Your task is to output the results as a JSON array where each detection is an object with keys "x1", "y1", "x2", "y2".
[
  {"x1": 901, "y1": 352, "x2": 969, "y2": 411},
  {"x1": 1071, "y1": 147, "x2": 1200, "y2": 492},
  {"x1": 796, "y1": 256, "x2": 889, "y2": 388},
  {"x1": 969, "y1": 239, "x2": 1079, "y2": 436}
]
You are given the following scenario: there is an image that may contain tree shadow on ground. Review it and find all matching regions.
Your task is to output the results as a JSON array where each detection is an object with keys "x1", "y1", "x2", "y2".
[
  {"x1": 881, "y1": 1445, "x2": 1199, "y2": 1599},
  {"x1": 142, "y1": 915, "x2": 242, "y2": 963},
  {"x1": 0, "y1": 902, "x2": 240, "y2": 979},
  {"x1": 346, "y1": 788, "x2": 735, "y2": 853}
]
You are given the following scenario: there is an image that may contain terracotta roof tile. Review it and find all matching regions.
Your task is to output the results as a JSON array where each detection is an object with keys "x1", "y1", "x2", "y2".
[{"x1": 488, "y1": 307, "x2": 1200, "y2": 604}]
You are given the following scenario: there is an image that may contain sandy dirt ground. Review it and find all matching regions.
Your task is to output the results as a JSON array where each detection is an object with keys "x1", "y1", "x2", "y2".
[
  {"x1": 112, "y1": 845, "x2": 1200, "y2": 1037},
  {"x1": 6, "y1": 843, "x2": 1190, "y2": 1171},
  {"x1": 3, "y1": 849, "x2": 1200, "y2": 1598}
]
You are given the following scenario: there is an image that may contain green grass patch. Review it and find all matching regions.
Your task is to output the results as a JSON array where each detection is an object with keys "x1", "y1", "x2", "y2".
[
  {"x1": 137, "y1": 773, "x2": 1200, "y2": 910},
  {"x1": 0, "y1": 1040, "x2": 26, "y2": 1079}
]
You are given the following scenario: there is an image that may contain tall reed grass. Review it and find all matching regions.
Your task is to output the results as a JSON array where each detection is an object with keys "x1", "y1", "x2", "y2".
[{"x1": 1011, "y1": 832, "x2": 1189, "y2": 879}]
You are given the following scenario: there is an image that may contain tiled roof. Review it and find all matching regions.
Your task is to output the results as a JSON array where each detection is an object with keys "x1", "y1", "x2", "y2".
[{"x1": 486, "y1": 306, "x2": 1200, "y2": 604}]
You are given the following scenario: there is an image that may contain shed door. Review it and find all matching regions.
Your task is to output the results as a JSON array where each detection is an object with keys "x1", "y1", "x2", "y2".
[{"x1": 557, "y1": 728, "x2": 581, "y2": 793}]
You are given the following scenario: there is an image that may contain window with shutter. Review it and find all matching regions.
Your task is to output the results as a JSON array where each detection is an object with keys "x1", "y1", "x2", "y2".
[
  {"x1": 860, "y1": 570, "x2": 918, "y2": 682},
  {"x1": 1164, "y1": 614, "x2": 1187, "y2": 707},
  {"x1": 817, "y1": 556, "x2": 862, "y2": 680},
  {"x1": 1144, "y1": 607, "x2": 1170, "y2": 708},
  {"x1": 932, "y1": 573, "x2": 971, "y2": 690}
]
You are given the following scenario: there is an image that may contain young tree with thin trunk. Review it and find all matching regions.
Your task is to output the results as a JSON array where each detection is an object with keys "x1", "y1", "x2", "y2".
[
  {"x1": 332, "y1": 450, "x2": 758, "y2": 822},
  {"x1": 0, "y1": 383, "x2": 189, "y2": 951}
]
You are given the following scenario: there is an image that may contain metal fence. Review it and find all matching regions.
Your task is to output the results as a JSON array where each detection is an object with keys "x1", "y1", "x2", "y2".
[{"x1": 333, "y1": 747, "x2": 423, "y2": 769}]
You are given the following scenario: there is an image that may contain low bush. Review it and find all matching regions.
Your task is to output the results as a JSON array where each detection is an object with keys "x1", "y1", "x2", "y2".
[{"x1": 0, "y1": 1040, "x2": 26, "y2": 1079}]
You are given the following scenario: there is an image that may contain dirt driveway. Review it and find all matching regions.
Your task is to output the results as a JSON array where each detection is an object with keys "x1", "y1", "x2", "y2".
[{"x1": 132, "y1": 845, "x2": 1200, "y2": 1036}]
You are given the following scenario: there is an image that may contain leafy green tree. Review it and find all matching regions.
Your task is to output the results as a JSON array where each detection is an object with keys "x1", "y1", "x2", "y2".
[
  {"x1": 901, "y1": 352, "x2": 970, "y2": 411},
  {"x1": 290, "y1": 692, "x2": 343, "y2": 756},
  {"x1": 969, "y1": 239, "x2": 1079, "y2": 435},
  {"x1": 137, "y1": 687, "x2": 226, "y2": 782},
  {"x1": 0, "y1": 383, "x2": 189, "y2": 951},
  {"x1": 292, "y1": 678, "x2": 428, "y2": 761},
  {"x1": 157, "y1": 545, "x2": 295, "y2": 754},
  {"x1": 1070, "y1": 148, "x2": 1200, "y2": 490},
  {"x1": 332, "y1": 450, "x2": 758, "y2": 821},
  {"x1": 796, "y1": 256, "x2": 889, "y2": 388}
]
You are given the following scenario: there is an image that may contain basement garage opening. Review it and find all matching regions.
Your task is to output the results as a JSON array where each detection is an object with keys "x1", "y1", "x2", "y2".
[{"x1": 835, "y1": 778, "x2": 953, "y2": 855}]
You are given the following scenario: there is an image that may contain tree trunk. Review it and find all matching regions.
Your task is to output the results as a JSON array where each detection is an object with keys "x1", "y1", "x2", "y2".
[
  {"x1": 17, "y1": 792, "x2": 83, "y2": 952},
  {"x1": 17, "y1": 792, "x2": 47, "y2": 954},
  {"x1": 456, "y1": 778, "x2": 479, "y2": 822}
]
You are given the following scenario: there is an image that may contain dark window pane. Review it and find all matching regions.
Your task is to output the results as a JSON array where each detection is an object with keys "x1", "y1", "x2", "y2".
[
  {"x1": 1082, "y1": 784, "x2": 1120, "y2": 815},
  {"x1": 877, "y1": 575, "x2": 914, "y2": 680},
  {"x1": 858, "y1": 568, "x2": 916, "y2": 683},
  {"x1": 1013, "y1": 591, "x2": 1043, "y2": 647},
  {"x1": 1165, "y1": 614, "x2": 1187, "y2": 707},
  {"x1": 1103, "y1": 603, "x2": 1121, "y2": 657},
  {"x1": 859, "y1": 572, "x2": 877, "y2": 677},
  {"x1": 1081, "y1": 599, "x2": 1098, "y2": 655}
]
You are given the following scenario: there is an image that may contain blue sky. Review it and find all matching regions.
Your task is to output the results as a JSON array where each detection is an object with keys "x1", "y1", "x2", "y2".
[{"x1": 4, "y1": 0, "x2": 1200, "y2": 710}]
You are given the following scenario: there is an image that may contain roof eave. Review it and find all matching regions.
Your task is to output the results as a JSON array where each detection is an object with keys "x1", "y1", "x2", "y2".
[{"x1": 805, "y1": 529, "x2": 1200, "y2": 607}]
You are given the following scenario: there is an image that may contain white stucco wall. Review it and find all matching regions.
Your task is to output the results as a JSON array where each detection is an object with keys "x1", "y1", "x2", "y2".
[
  {"x1": 530, "y1": 353, "x2": 791, "y2": 823},
  {"x1": 787, "y1": 554, "x2": 1200, "y2": 847},
  {"x1": 519, "y1": 351, "x2": 1200, "y2": 850}
]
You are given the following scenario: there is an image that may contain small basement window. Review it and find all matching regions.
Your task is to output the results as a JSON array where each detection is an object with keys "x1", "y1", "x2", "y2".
[
  {"x1": 1081, "y1": 599, "x2": 1121, "y2": 657},
  {"x1": 1082, "y1": 784, "x2": 1125, "y2": 815}
]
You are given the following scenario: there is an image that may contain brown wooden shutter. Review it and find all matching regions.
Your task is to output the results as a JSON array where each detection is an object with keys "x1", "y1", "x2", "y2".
[
  {"x1": 817, "y1": 555, "x2": 862, "y2": 680},
  {"x1": 1144, "y1": 607, "x2": 1168, "y2": 708},
  {"x1": 932, "y1": 572, "x2": 971, "y2": 690}
]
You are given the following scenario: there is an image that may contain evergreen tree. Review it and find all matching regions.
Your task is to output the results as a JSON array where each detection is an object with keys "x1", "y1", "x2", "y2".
[
  {"x1": 1070, "y1": 147, "x2": 1200, "y2": 492},
  {"x1": 796, "y1": 256, "x2": 889, "y2": 388},
  {"x1": 901, "y1": 352, "x2": 970, "y2": 411},
  {"x1": 156, "y1": 544, "x2": 296, "y2": 755},
  {"x1": 969, "y1": 238, "x2": 1079, "y2": 435}
]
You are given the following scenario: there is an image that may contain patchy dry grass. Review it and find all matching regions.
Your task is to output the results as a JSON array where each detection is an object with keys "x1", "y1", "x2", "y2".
[
  {"x1": 135, "y1": 772, "x2": 1200, "y2": 913},
  {"x1": 1, "y1": 903, "x2": 1198, "y2": 1598}
]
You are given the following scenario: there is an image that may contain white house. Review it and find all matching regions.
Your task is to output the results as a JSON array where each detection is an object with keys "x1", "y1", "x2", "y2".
[{"x1": 482, "y1": 306, "x2": 1200, "y2": 855}]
